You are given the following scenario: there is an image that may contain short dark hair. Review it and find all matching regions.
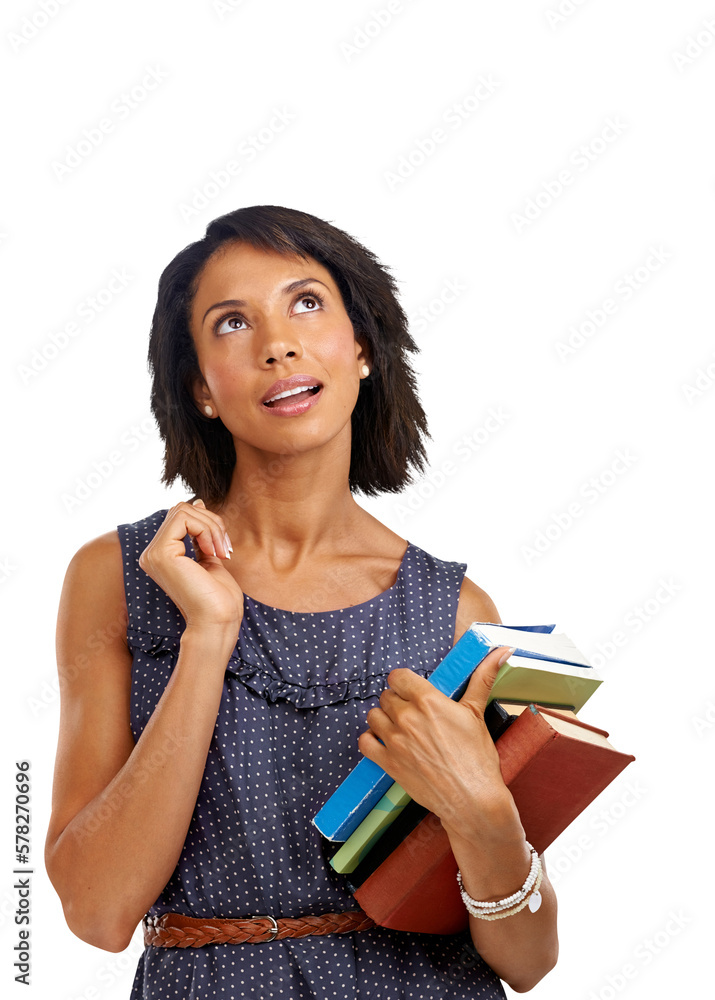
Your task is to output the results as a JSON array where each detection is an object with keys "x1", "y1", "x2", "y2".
[{"x1": 148, "y1": 204, "x2": 430, "y2": 506}]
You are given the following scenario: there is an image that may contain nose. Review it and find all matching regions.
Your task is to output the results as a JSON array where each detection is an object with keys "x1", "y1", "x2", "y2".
[
  {"x1": 265, "y1": 347, "x2": 297, "y2": 365},
  {"x1": 258, "y1": 317, "x2": 303, "y2": 367}
]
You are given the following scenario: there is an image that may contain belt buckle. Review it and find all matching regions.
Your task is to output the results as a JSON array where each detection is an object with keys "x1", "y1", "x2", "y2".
[{"x1": 253, "y1": 914, "x2": 279, "y2": 943}]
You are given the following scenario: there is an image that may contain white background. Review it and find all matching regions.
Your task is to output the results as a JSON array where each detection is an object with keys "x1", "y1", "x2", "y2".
[{"x1": 2, "y1": 0, "x2": 713, "y2": 997}]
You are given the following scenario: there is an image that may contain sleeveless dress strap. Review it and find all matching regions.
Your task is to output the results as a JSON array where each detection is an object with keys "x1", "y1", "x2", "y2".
[{"x1": 117, "y1": 508, "x2": 187, "y2": 641}]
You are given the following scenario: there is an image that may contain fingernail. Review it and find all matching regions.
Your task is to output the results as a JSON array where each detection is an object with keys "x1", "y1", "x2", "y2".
[
  {"x1": 224, "y1": 532, "x2": 233, "y2": 555},
  {"x1": 498, "y1": 646, "x2": 516, "y2": 667},
  {"x1": 192, "y1": 498, "x2": 205, "y2": 507},
  {"x1": 223, "y1": 532, "x2": 232, "y2": 559}
]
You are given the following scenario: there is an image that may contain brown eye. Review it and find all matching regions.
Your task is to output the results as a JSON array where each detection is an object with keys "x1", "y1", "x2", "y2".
[
  {"x1": 215, "y1": 315, "x2": 247, "y2": 335},
  {"x1": 293, "y1": 292, "x2": 325, "y2": 314}
]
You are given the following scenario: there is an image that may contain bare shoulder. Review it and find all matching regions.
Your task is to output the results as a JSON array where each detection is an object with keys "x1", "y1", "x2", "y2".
[
  {"x1": 66, "y1": 528, "x2": 124, "y2": 576},
  {"x1": 453, "y1": 575, "x2": 502, "y2": 645},
  {"x1": 47, "y1": 529, "x2": 134, "y2": 854},
  {"x1": 59, "y1": 530, "x2": 128, "y2": 637}
]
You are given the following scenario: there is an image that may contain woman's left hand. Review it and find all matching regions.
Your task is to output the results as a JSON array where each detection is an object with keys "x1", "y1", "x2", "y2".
[{"x1": 357, "y1": 645, "x2": 517, "y2": 835}]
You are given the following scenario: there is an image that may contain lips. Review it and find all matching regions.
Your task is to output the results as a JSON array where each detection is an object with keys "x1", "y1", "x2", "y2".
[{"x1": 260, "y1": 374, "x2": 323, "y2": 406}]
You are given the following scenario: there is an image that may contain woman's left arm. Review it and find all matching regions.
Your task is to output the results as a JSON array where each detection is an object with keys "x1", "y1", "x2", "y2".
[
  {"x1": 440, "y1": 795, "x2": 558, "y2": 992},
  {"x1": 358, "y1": 576, "x2": 559, "y2": 993}
]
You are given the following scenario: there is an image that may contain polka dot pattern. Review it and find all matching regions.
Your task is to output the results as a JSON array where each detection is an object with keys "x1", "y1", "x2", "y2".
[{"x1": 118, "y1": 509, "x2": 506, "y2": 999}]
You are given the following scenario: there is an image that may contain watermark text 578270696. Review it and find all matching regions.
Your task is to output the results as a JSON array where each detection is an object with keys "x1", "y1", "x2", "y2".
[{"x1": 14, "y1": 760, "x2": 32, "y2": 985}]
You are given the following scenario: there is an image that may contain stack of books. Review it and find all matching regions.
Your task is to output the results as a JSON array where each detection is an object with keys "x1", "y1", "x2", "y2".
[{"x1": 312, "y1": 623, "x2": 635, "y2": 934}]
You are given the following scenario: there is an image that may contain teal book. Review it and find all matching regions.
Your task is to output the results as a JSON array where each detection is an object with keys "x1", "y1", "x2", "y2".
[{"x1": 329, "y1": 782, "x2": 411, "y2": 873}]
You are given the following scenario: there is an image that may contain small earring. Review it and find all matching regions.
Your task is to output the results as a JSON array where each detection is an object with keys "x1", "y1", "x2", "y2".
[
  {"x1": 361, "y1": 365, "x2": 370, "y2": 377},
  {"x1": 204, "y1": 405, "x2": 213, "y2": 417}
]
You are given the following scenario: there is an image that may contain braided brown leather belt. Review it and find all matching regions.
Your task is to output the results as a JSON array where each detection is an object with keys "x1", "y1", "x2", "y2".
[{"x1": 143, "y1": 909, "x2": 376, "y2": 947}]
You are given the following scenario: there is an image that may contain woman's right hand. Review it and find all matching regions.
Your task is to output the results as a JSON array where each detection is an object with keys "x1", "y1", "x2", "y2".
[{"x1": 138, "y1": 499, "x2": 244, "y2": 632}]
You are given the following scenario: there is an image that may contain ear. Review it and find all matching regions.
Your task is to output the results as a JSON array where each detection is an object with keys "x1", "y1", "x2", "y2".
[
  {"x1": 355, "y1": 333, "x2": 373, "y2": 368},
  {"x1": 191, "y1": 373, "x2": 213, "y2": 413}
]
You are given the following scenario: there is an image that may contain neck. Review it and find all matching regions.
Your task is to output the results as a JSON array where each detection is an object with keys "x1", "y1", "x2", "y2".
[{"x1": 213, "y1": 431, "x2": 367, "y2": 570}]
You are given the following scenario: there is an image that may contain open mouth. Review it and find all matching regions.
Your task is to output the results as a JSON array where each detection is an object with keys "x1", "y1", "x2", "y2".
[{"x1": 263, "y1": 385, "x2": 322, "y2": 407}]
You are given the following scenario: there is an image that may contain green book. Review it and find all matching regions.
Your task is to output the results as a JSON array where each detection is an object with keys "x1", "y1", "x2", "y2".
[
  {"x1": 329, "y1": 782, "x2": 411, "y2": 873},
  {"x1": 486, "y1": 652, "x2": 601, "y2": 712}
]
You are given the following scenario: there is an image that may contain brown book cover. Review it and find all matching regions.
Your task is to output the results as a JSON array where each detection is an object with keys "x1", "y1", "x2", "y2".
[{"x1": 353, "y1": 703, "x2": 635, "y2": 933}]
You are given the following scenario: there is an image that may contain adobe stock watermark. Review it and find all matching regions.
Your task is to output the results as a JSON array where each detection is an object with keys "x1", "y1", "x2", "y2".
[
  {"x1": 681, "y1": 350, "x2": 715, "y2": 404},
  {"x1": 521, "y1": 448, "x2": 637, "y2": 566},
  {"x1": 409, "y1": 277, "x2": 468, "y2": 336},
  {"x1": 0, "y1": 556, "x2": 17, "y2": 585},
  {"x1": 72, "y1": 729, "x2": 192, "y2": 844},
  {"x1": 546, "y1": 777, "x2": 648, "y2": 889},
  {"x1": 587, "y1": 577, "x2": 681, "y2": 670},
  {"x1": 213, "y1": 0, "x2": 248, "y2": 20},
  {"x1": 588, "y1": 909, "x2": 691, "y2": 1000},
  {"x1": 394, "y1": 406, "x2": 510, "y2": 523},
  {"x1": 544, "y1": 0, "x2": 592, "y2": 29},
  {"x1": 178, "y1": 107, "x2": 296, "y2": 221},
  {"x1": 443, "y1": 939, "x2": 482, "y2": 990},
  {"x1": 554, "y1": 245, "x2": 672, "y2": 361},
  {"x1": 0, "y1": 885, "x2": 25, "y2": 932},
  {"x1": 510, "y1": 116, "x2": 628, "y2": 234},
  {"x1": 384, "y1": 75, "x2": 500, "y2": 191},
  {"x1": 672, "y1": 15, "x2": 715, "y2": 73},
  {"x1": 73, "y1": 938, "x2": 145, "y2": 999},
  {"x1": 61, "y1": 415, "x2": 157, "y2": 514},
  {"x1": 7, "y1": 0, "x2": 72, "y2": 53},
  {"x1": 17, "y1": 268, "x2": 134, "y2": 385},
  {"x1": 51, "y1": 67, "x2": 168, "y2": 180},
  {"x1": 340, "y1": 0, "x2": 420, "y2": 63},
  {"x1": 691, "y1": 700, "x2": 715, "y2": 738},
  {"x1": 28, "y1": 601, "x2": 128, "y2": 717}
]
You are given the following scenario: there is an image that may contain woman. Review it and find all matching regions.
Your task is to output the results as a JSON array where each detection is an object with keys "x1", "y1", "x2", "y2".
[{"x1": 45, "y1": 205, "x2": 558, "y2": 998}]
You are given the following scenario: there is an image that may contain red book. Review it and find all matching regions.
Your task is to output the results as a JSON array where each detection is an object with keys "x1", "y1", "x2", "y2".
[{"x1": 353, "y1": 703, "x2": 635, "y2": 933}]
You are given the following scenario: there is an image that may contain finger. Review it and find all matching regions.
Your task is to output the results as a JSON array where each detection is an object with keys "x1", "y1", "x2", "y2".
[
  {"x1": 189, "y1": 499, "x2": 232, "y2": 560},
  {"x1": 186, "y1": 499, "x2": 217, "y2": 559},
  {"x1": 378, "y1": 687, "x2": 402, "y2": 721},
  {"x1": 165, "y1": 503, "x2": 225, "y2": 560},
  {"x1": 188, "y1": 534, "x2": 202, "y2": 561},
  {"x1": 459, "y1": 645, "x2": 515, "y2": 715},
  {"x1": 178, "y1": 500, "x2": 231, "y2": 560},
  {"x1": 357, "y1": 727, "x2": 387, "y2": 765},
  {"x1": 385, "y1": 668, "x2": 431, "y2": 700},
  {"x1": 365, "y1": 704, "x2": 395, "y2": 740}
]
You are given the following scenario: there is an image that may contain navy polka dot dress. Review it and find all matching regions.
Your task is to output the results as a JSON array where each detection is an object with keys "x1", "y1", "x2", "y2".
[{"x1": 118, "y1": 509, "x2": 506, "y2": 1000}]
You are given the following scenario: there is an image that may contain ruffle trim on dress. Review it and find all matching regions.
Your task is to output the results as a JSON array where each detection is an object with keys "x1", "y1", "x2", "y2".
[
  {"x1": 226, "y1": 656, "x2": 434, "y2": 708},
  {"x1": 126, "y1": 626, "x2": 182, "y2": 660},
  {"x1": 125, "y1": 626, "x2": 433, "y2": 709}
]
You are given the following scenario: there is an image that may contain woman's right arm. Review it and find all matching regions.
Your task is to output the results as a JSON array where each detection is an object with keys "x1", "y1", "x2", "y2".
[{"x1": 44, "y1": 502, "x2": 242, "y2": 953}]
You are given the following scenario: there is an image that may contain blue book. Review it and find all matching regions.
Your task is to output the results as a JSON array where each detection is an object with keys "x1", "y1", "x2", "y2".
[{"x1": 312, "y1": 622, "x2": 591, "y2": 842}]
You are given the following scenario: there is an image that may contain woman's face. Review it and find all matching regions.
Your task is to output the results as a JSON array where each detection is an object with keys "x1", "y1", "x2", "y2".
[{"x1": 188, "y1": 241, "x2": 370, "y2": 458}]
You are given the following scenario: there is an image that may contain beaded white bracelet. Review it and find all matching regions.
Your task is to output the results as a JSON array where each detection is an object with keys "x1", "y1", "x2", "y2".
[
  {"x1": 456, "y1": 842, "x2": 543, "y2": 919},
  {"x1": 467, "y1": 869, "x2": 544, "y2": 921},
  {"x1": 457, "y1": 842, "x2": 539, "y2": 911}
]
